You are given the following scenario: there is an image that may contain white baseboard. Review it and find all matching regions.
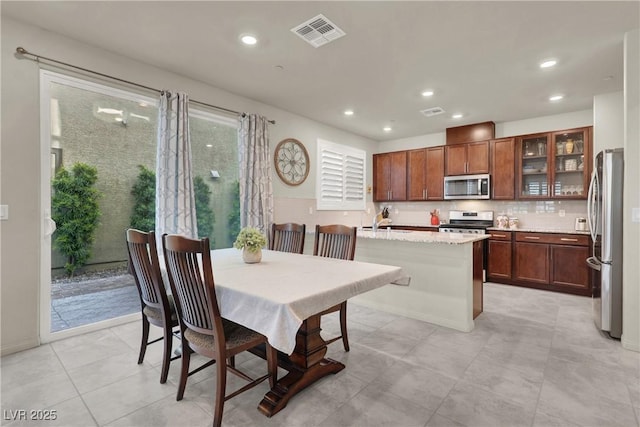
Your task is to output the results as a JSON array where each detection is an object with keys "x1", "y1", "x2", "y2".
[
  {"x1": 1, "y1": 337, "x2": 40, "y2": 357},
  {"x1": 621, "y1": 334, "x2": 640, "y2": 352}
]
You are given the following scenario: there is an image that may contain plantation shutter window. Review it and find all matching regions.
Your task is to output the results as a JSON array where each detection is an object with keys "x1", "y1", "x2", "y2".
[{"x1": 317, "y1": 139, "x2": 366, "y2": 210}]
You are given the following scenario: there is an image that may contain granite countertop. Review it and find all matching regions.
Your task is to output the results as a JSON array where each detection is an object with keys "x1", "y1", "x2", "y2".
[
  {"x1": 357, "y1": 229, "x2": 489, "y2": 245},
  {"x1": 486, "y1": 227, "x2": 591, "y2": 235},
  {"x1": 362, "y1": 224, "x2": 438, "y2": 229}
]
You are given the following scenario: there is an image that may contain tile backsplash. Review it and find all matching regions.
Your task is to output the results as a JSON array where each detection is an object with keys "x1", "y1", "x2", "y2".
[
  {"x1": 375, "y1": 199, "x2": 588, "y2": 231},
  {"x1": 274, "y1": 197, "x2": 588, "y2": 232}
]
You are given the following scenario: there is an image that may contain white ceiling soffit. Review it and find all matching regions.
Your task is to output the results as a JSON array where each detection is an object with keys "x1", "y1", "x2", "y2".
[
  {"x1": 291, "y1": 14, "x2": 346, "y2": 48},
  {"x1": 420, "y1": 107, "x2": 445, "y2": 118}
]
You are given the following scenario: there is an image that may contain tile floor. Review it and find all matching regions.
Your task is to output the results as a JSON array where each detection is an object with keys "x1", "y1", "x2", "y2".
[{"x1": 2, "y1": 283, "x2": 639, "y2": 427}]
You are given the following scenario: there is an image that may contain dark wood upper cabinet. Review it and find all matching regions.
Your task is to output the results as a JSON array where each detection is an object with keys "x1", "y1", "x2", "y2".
[
  {"x1": 446, "y1": 121, "x2": 495, "y2": 145},
  {"x1": 407, "y1": 149, "x2": 427, "y2": 201},
  {"x1": 373, "y1": 151, "x2": 407, "y2": 202},
  {"x1": 491, "y1": 138, "x2": 515, "y2": 200},
  {"x1": 445, "y1": 140, "x2": 489, "y2": 176},
  {"x1": 516, "y1": 127, "x2": 591, "y2": 200},
  {"x1": 407, "y1": 146, "x2": 445, "y2": 201},
  {"x1": 425, "y1": 146, "x2": 445, "y2": 200},
  {"x1": 445, "y1": 144, "x2": 467, "y2": 176}
]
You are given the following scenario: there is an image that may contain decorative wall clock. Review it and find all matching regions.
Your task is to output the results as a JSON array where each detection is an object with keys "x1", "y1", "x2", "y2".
[{"x1": 274, "y1": 138, "x2": 309, "y2": 186}]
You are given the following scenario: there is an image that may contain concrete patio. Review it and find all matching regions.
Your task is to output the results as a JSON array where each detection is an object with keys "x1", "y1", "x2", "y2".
[{"x1": 51, "y1": 271, "x2": 139, "y2": 332}]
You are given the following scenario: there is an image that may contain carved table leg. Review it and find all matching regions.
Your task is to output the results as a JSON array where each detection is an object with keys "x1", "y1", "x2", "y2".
[{"x1": 257, "y1": 314, "x2": 345, "y2": 417}]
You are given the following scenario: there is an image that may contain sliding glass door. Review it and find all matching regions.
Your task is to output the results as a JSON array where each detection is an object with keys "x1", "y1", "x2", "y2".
[{"x1": 40, "y1": 70, "x2": 159, "y2": 340}]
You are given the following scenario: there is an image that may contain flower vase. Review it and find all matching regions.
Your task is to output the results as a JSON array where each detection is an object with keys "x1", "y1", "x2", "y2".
[
  {"x1": 565, "y1": 139, "x2": 574, "y2": 154},
  {"x1": 242, "y1": 247, "x2": 262, "y2": 264}
]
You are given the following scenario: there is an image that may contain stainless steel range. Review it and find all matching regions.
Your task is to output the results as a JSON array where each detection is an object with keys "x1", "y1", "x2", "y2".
[
  {"x1": 440, "y1": 210, "x2": 494, "y2": 282},
  {"x1": 439, "y1": 210, "x2": 494, "y2": 234}
]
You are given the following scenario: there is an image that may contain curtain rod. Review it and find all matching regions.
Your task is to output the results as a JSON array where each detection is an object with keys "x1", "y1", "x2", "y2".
[{"x1": 15, "y1": 47, "x2": 275, "y2": 124}]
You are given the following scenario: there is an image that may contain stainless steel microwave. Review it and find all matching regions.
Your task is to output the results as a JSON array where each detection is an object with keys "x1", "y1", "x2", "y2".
[{"x1": 444, "y1": 174, "x2": 490, "y2": 200}]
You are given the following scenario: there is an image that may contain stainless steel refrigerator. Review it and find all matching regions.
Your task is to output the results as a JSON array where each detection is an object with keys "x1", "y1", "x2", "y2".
[{"x1": 587, "y1": 148, "x2": 624, "y2": 339}]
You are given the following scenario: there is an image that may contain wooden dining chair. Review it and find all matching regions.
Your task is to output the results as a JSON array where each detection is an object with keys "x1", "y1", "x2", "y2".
[
  {"x1": 269, "y1": 222, "x2": 306, "y2": 254},
  {"x1": 125, "y1": 229, "x2": 179, "y2": 384},
  {"x1": 313, "y1": 224, "x2": 357, "y2": 351},
  {"x1": 162, "y1": 234, "x2": 277, "y2": 427}
]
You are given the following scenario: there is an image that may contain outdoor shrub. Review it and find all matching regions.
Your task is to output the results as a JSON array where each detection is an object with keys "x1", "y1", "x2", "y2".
[
  {"x1": 52, "y1": 162, "x2": 102, "y2": 277},
  {"x1": 194, "y1": 175, "x2": 215, "y2": 244},
  {"x1": 228, "y1": 180, "x2": 241, "y2": 243},
  {"x1": 130, "y1": 164, "x2": 155, "y2": 232}
]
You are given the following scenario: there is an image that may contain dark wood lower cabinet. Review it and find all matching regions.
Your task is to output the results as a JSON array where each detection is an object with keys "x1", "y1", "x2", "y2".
[
  {"x1": 550, "y1": 245, "x2": 590, "y2": 292},
  {"x1": 487, "y1": 232, "x2": 512, "y2": 280},
  {"x1": 514, "y1": 242, "x2": 549, "y2": 284},
  {"x1": 488, "y1": 231, "x2": 591, "y2": 296}
]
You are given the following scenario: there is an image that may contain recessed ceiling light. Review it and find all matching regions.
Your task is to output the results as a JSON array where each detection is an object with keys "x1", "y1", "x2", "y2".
[
  {"x1": 344, "y1": 110, "x2": 354, "y2": 116},
  {"x1": 540, "y1": 59, "x2": 557, "y2": 68},
  {"x1": 421, "y1": 90, "x2": 434, "y2": 97},
  {"x1": 452, "y1": 113, "x2": 463, "y2": 119},
  {"x1": 383, "y1": 126, "x2": 392, "y2": 132},
  {"x1": 549, "y1": 94, "x2": 564, "y2": 102},
  {"x1": 240, "y1": 34, "x2": 258, "y2": 45},
  {"x1": 206, "y1": 144, "x2": 213, "y2": 148}
]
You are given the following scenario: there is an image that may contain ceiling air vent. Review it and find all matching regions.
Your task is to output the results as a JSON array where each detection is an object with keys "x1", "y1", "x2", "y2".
[
  {"x1": 291, "y1": 14, "x2": 346, "y2": 48},
  {"x1": 420, "y1": 107, "x2": 445, "y2": 117}
]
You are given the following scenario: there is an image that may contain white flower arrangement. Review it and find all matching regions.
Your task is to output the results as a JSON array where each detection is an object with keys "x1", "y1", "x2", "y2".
[{"x1": 233, "y1": 227, "x2": 267, "y2": 253}]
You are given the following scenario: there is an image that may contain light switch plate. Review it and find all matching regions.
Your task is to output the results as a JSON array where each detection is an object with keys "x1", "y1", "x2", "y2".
[
  {"x1": 0, "y1": 205, "x2": 7, "y2": 220},
  {"x1": 559, "y1": 209, "x2": 565, "y2": 217},
  {"x1": 632, "y1": 207, "x2": 640, "y2": 223}
]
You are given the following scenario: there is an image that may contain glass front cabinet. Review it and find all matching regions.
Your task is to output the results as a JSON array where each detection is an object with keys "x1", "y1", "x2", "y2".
[{"x1": 516, "y1": 127, "x2": 591, "y2": 199}]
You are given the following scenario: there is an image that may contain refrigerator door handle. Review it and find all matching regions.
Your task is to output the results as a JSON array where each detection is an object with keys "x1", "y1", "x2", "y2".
[
  {"x1": 587, "y1": 169, "x2": 599, "y2": 243},
  {"x1": 586, "y1": 256, "x2": 601, "y2": 271}
]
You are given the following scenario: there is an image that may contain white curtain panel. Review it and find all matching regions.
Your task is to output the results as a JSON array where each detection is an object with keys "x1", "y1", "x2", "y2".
[
  {"x1": 238, "y1": 114, "x2": 274, "y2": 235},
  {"x1": 155, "y1": 91, "x2": 198, "y2": 247}
]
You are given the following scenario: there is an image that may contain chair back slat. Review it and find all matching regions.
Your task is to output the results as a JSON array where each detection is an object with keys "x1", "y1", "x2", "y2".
[
  {"x1": 313, "y1": 224, "x2": 357, "y2": 261},
  {"x1": 162, "y1": 234, "x2": 224, "y2": 340},
  {"x1": 269, "y1": 223, "x2": 306, "y2": 254},
  {"x1": 126, "y1": 229, "x2": 165, "y2": 310}
]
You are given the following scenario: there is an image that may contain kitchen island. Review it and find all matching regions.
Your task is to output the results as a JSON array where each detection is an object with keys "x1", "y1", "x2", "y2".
[{"x1": 304, "y1": 229, "x2": 488, "y2": 332}]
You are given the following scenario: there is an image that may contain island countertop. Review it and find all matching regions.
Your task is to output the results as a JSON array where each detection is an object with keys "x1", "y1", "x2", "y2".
[{"x1": 356, "y1": 229, "x2": 489, "y2": 245}]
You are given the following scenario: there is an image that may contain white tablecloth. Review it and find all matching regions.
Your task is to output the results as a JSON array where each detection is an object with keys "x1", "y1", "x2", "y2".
[{"x1": 197, "y1": 248, "x2": 406, "y2": 354}]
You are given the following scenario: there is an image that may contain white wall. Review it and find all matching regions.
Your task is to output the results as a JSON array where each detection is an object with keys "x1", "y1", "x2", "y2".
[
  {"x1": 0, "y1": 17, "x2": 376, "y2": 355},
  {"x1": 495, "y1": 110, "x2": 593, "y2": 138},
  {"x1": 375, "y1": 132, "x2": 445, "y2": 153},
  {"x1": 377, "y1": 110, "x2": 594, "y2": 153},
  {"x1": 593, "y1": 91, "x2": 624, "y2": 154},
  {"x1": 622, "y1": 29, "x2": 640, "y2": 352}
]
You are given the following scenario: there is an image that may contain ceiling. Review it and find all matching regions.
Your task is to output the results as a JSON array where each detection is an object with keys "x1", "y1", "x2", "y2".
[{"x1": 2, "y1": 1, "x2": 639, "y2": 142}]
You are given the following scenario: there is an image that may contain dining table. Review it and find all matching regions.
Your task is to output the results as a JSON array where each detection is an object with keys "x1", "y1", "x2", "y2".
[{"x1": 202, "y1": 247, "x2": 408, "y2": 417}]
